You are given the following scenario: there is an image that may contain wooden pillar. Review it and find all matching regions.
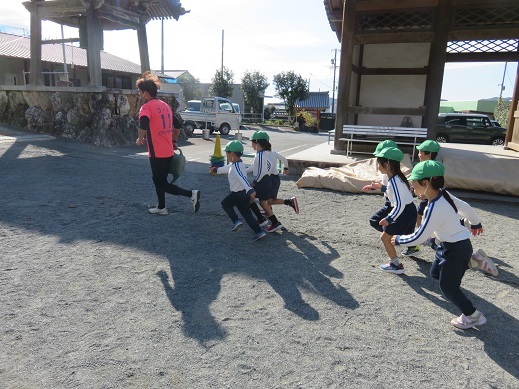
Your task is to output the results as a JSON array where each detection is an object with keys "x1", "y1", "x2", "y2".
[
  {"x1": 505, "y1": 63, "x2": 519, "y2": 151},
  {"x1": 28, "y1": 0, "x2": 43, "y2": 86},
  {"x1": 422, "y1": 0, "x2": 453, "y2": 139},
  {"x1": 137, "y1": 24, "x2": 151, "y2": 73},
  {"x1": 334, "y1": 0, "x2": 356, "y2": 149},
  {"x1": 85, "y1": 7, "x2": 103, "y2": 86}
]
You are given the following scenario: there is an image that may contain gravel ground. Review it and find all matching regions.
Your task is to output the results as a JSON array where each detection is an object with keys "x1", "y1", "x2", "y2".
[{"x1": 1, "y1": 136, "x2": 518, "y2": 388}]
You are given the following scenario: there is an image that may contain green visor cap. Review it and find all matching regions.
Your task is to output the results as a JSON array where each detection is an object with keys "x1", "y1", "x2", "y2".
[
  {"x1": 373, "y1": 140, "x2": 398, "y2": 155},
  {"x1": 251, "y1": 130, "x2": 270, "y2": 141},
  {"x1": 408, "y1": 160, "x2": 445, "y2": 181},
  {"x1": 374, "y1": 147, "x2": 404, "y2": 162},
  {"x1": 224, "y1": 140, "x2": 244, "y2": 153},
  {"x1": 417, "y1": 140, "x2": 441, "y2": 153}
]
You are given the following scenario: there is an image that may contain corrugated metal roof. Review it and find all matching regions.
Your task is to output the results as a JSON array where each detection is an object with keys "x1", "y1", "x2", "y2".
[
  {"x1": 0, "y1": 32, "x2": 141, "y2": 74},
  {"x1": 296, "y1": 91, "x2": 330, "y2": 109}
]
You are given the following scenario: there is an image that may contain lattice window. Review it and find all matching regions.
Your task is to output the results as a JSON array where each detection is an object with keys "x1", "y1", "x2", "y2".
[
  {"x1": 448, "y1": 39, "x2": 519, "y2": 53},
  {"x1": 453, "y1": 6, "x2": 519, "y2": 28},
  {"x1": 357, "y1": 11, "x2": 433, "y2": 33}
]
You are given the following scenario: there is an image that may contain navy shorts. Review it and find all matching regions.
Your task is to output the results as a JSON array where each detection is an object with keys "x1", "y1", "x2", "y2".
[
  {"x1": 383, "y1": 202, "x2": 418, "y2": 236},
  {"x1": 253, "y1": 175, "x2": 271, "y2": 201},
  {"x1": 270, "y1": 174, "x2": 281, "y2": 199}
]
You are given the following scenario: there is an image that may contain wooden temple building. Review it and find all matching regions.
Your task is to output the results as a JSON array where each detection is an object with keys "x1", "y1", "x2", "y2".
[
  {"x1": 323, "y1": 0, "x2": 519, "y2": 151},
  {"x1": 23, "y1": 0, "x2": 186, "y2": 87}
]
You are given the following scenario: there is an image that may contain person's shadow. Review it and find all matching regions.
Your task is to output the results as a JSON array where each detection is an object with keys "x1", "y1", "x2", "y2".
[
  {"x1": 156, "y1": 226, "x2": 359, "y2": 346},
  {"x1": 402, "y1": 259, "x2": 519, "y2": 378}
]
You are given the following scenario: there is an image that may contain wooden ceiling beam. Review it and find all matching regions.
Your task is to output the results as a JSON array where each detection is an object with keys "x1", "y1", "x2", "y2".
[
  {"x1": 23, "y1": 0, "x2": 87, "y2": 20},
  {"x1": 353, "y1": 0, "x2": 439, "y2": 13},
  {"x1": 447, "y1": 52, "x2": 519, "y2": 62},
  {"x1": 354, "y1": 32, "x2": 435, "y2": 45},
  {"x1": 97, "y1": 4, "x2": 141, "y2": 30}
]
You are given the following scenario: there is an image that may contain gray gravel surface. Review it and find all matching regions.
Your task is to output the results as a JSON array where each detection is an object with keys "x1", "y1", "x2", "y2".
[{"x1": 1, "y1": 135, "x2": 518, "y2": 388}]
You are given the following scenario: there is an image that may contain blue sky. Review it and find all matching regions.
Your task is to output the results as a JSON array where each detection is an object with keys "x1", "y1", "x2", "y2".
[{"x1": 2, "y1": 0, "x2": 517, "y2": 102}]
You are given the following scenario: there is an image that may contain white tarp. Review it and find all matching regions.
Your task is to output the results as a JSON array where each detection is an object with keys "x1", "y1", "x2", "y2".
[{"x1": 296, "y1": 146, "x2": 519, "y2": 196}]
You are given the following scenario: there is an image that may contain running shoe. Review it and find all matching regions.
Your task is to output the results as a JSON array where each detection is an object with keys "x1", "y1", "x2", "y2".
[
  {"x1": 289, "y1": 197, "x2": 300, "y2": 214},
  {"x1": 401, "y1": 246, "x2": 421, "y2": 257},
  {"x1": 265, "y1": 222, "x2": 283, "y2": 233},
  {"x1": 472, "y1": 249, "x2": 498, "y2": 277},
  {"x1": 258, "y1": 217, "x2": 270, "y2": 227},
  {"x1": 231, "y1": 220, "x2": 243, "y2": 232},
  {"x1": 149, "y1": 207, "x2": 168, "y2": 215},
  {"x1": 379, "y1": 262, "x2": 405, "y2": 274},
  {"x1": 451, "y1": 311, "x2": 487, "y2": 329},
  {"x1": 191, "y1": 190, "x2": 201, "y2": 212},
  {"x1": 252, "y1": 231, "x2": 267, "y2": 241}
]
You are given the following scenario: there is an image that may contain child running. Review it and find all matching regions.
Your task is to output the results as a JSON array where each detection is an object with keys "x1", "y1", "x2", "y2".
[
  {"x1": 266, "y1": 137, "x2": 300, "y2": 217},
  {"x1": 392, "y1": 160, "x2": 487, "y2": 329},
  {"x1": 415, "y1": 140, "x2": 498, "y2": 276},
  {"x1": 363, "y1": 140, "x2": 421, "y2": 258},
  {"x1": 247, "y1": 131, "x2": 284, "y2": 232},
  {"x1": 211, "y1": 140, "x2": 266, "y2": 242},
  {"x1": 366, "y1": 146, "x2": 417, "y2": 274}
]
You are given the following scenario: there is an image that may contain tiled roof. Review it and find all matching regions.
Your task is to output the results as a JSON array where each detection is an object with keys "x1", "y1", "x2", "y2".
[
  {"x1": 296, "y1": 91, "x2": 330, "y2": 109},
  {"x1": 0, "y1": 32, "x2": 141, "y2": 74}
]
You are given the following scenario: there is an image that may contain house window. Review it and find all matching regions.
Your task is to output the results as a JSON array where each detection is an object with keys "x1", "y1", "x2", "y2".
[{"x1": 102, "y1": 73, "x2": 132, "y2": 89}]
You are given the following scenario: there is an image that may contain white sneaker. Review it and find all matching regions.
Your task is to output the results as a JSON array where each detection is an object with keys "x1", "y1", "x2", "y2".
[
  {"x1": 191, "y1": 190, "x2": 200, "y2": 212},
  {"x1": 451, "y1": 311, "x2": 487, "y2": 329},
  {"x1": 149, "y1": 207, "x2": 168, "y2": 215},
  {"x1": 472, "y1": 249, "x2": 498, "y2": 277}
]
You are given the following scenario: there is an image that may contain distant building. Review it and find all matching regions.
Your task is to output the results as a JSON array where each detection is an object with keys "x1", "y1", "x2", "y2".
[
  {"x1": 0, "y1": 29, "x2": 142, "y2": 88},
  {"x1": 0, "y1": 27, "x2": 194, "y2": 93},
  {"x1": 440, "y1": 98, "x2": 511, "y2": 115}
]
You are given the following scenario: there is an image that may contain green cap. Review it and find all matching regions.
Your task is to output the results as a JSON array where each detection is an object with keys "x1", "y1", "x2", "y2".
[
  {"x1": 251, "y1": 130, "x2": 270, "y2": 141},
  {"x1": 373, "y1": 140, "x2": 398, "y2": 155},
  {"x1": 224, "y1": 140, "x2": 244, "y2": 153},
  {"x1": 408, "y1": 160, "x2": 445, "y2": 181},
  {"x1": 417, "y1": 140, "x2": 441, "y2": 153},
  {"x1": 374, "y1": 147, "x2": 404, "y2": 162}
]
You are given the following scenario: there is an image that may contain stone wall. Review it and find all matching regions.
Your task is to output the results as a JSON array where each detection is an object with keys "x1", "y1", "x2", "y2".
[{"x1": 0, "y1": 86, "x2": 179, "y2": 147}]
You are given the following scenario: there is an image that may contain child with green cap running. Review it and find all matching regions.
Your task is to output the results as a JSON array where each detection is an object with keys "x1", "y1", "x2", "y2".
[
  {"x1": 247, "y1": 130, "x2": 289, "y2": 232},
  {"x1": 391, "y1": 160, "x2": 487, "y2": 329},
  {"x1": 210, "y1": 140, "x2": 266, "y2": 241},
  {"x1": 367, "y1": 146, "x2": 417, "y2": 274},
  {"x1": 415, "y1": 140, "x2": 497, "y2": 276}
]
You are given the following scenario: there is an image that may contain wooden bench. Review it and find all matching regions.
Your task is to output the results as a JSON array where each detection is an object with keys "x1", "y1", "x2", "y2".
[{"x1": 338, "y1": 125, "x2": 427, "y2": 161}]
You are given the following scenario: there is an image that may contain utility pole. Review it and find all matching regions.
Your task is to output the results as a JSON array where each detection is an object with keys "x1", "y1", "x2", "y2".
[
  {"x1": 221, "y1": 30, "x2": 224, "y2": 75},
  {"x1": 60, "y1": 24, "x2": 68, "y2": 81},
  {"x1": 331, "y1": 48, "x2": 338, "y2": 113},
  {"x1": 161, "y1": 18, "x2": 164, "y2": 74},
  {"x1": 498, "y1": 62, "x2": 508, "y2": 103}
]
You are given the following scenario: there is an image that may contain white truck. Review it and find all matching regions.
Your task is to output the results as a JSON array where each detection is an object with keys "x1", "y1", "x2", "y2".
[{"x1": 180, "y1": 97, "x2": 241, "y2": 135}]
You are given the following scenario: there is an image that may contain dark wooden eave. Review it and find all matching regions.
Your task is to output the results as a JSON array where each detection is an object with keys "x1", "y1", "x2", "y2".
[
  {"x1": 324, "y1": 0, "x2": 519, "y2": 48},
  {"x1": 22, "y1": 0, "x2": 187, "y2": 30}
]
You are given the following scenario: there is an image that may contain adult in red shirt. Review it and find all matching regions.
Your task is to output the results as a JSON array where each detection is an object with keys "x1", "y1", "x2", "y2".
[{"x1": 136, "y1": 71, "x2": 200, "y2": 215}]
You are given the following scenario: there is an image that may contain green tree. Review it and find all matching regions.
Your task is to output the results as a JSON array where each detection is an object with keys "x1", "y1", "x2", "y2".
[
  {"x1": 178, "y1": 73, "x2": 202, "y2": 103},
  {"x1": 272, "y1": 71, "x2": 309, "y2": 117},
  {"x1": 494, "y1": 100, "x2": 511, "y2": 129},
  {"x1": 241, "y1": 70, "x2": 269, "y2": 113},
  {"x1": 210, "y1": 67, "x2": 234, "y2": 98}
]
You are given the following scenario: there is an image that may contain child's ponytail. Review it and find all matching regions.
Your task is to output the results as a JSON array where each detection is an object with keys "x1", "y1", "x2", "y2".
[
  {"x1": 428, "y1": 175, "x2": 458, "y2": 213},
  {"x1": 391, "y1": 160, "x2": 411, "y2": 190}
]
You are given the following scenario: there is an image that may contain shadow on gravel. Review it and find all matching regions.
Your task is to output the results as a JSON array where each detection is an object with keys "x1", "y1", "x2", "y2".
[
  {"x1": 0, "y1": 138, "x2": 360, "y2": 348},
  {"x1": 156, "y1": 229, "x2": 359, "y2": 345},
  {"x1": 403, "y1": 259, "x2": 519, "y2": 379}
]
